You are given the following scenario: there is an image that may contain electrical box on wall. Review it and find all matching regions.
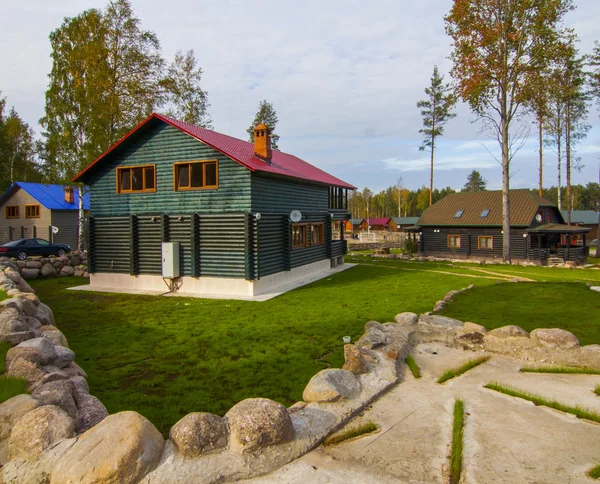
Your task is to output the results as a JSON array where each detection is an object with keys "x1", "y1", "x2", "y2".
[{"x1": 162, "y1": 242, "x2": 180, "y2": 278}]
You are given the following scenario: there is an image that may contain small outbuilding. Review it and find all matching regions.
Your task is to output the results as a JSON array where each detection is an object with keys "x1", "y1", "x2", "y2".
[
  {"x1": 365, "y1": 218, "x2": 391, "y2": 231},
  {"x1": 407, "y1": 190, "x2": 590, "y2": 264},
  {"x1": 561, "y1": 210, "x2": 599, "y2": 240},
  {"x1": 389, "y1": 217, "x2": 419, "y2": 232},
  {"x1": 0, "y1": 182, "x2": 89, "y2": 248}
]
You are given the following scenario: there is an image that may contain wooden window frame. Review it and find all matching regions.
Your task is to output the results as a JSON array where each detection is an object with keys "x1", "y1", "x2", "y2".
[
  {"x1": 447, "y1": 234, "x2": 461, "y2": 249},
  {"x1": 116, "y1": 164, "x2": 156, "y2": 194},
  {"x1": 478, "y1": 235, "x2": 493, "y2": 250},
  {"x1": 173, "y1": 160, "x2": 219, "y2": 191},
  {"x1": 310, "y1": 223, "x2": 324, "y2": 246},
  {"x1": 5, "y1": 206, "x2": 19, "y2": 219},
  {"x1": 291, "y1": 223, "x2": 308, "y2": 249},
  {"x1": 25, "y1": 204, "x2": 40, "y2": 218}
]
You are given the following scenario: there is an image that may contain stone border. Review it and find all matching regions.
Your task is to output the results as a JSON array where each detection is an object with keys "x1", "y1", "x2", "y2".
[
  {"x1": 0, "y1": 253, "x2": 89, "y2": 280},
  {"x1": 0, "y1": 261, "x2": 416, "y2": 483}
]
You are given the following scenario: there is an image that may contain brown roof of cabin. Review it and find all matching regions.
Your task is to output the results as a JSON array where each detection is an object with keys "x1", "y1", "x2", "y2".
[{"x1": 417, "y1": 190, "x2": 556, "y2": 227}]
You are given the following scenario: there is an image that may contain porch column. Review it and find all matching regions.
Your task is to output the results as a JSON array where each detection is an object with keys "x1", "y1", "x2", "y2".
[{"x1": 566, "y1": 234, "x2": 571, "y2": 260}]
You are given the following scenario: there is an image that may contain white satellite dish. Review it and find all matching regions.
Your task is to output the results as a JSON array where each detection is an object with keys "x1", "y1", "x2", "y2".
[
  {"x1": 255, "y1": 212, "x2": 262, "y2": 220},
  {"x1": 51, "y1": 226, "x2": 59, "y2": 234},
  {"x1": 289, "y1": 210, "x2": 302, "y2": 223}
]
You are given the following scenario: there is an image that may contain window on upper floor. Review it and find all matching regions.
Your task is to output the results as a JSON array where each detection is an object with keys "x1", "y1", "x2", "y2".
[
  {"x1": 329, "y1": 187, "x2": 348, "y2": 210},
  {"x1": 310, "y1": 223, "x2": 324, "y2": 246},
  {"x1": 25, "y1": 205, "x2": 40, "y2": 218},
  {"x1": 5, "y1": 206, "x2": 19, "y2": 219},
  {"x1": 117, "y1": 165, "x2": 156, "y2": 193},
  {"x1": 480, "y1": 209, "x2": 490, "y2": 218},
  {"x1": 292, "y1": 224, "x2": 307, "y2": 249},
  {"x1": 454, "y1": 210, "x2": 464, "y2": 218},
  {"x1": 174, "y1": 160, "x2": 218, "y2": 191}
]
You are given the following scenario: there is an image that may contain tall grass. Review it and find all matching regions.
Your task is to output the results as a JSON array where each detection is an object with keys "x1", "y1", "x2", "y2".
[
  {"x1": 595, "y1": 385, "x2": 600, "y2": 397},
  {"x1": 520, "y1": 366, "x2": 600, "y2": 375},
  {"x1": 450, "y1": 399, "x2": 465, "y2": 484},
  {"x1": 405, "y1": 355, "x2": 421, "y2": 379},
  {"x1": 324, "y1": 421, "x2": 378, "y2": 446},
  {"x1": 0, "y1": 342, "x2": 12, "y2": 374},
  {"x1": 438, "y1": 356, "x2": 491, "y2": 384},
  {"x1": 589, "y1": 463, "x2": 600, "y2": 479},
  {"x1": 485, "y1": 382, "x2": 600, "y2": 424}
]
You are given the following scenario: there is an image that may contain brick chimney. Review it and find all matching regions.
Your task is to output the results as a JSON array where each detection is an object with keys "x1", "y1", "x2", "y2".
[
  {"x1": 253, "y1": 123, "x2": 272, "y2": 161},
  {"x1": 64, "y1": 186, "x2": 74, "y2": 204}
]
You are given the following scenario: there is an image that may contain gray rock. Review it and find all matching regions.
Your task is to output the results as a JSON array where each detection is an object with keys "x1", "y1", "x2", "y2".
[
  {"x1": 35, "y1": 303, "x2": 55, "y2": 325},
  {"x1": 61, "y1": 361, "x2": 87, "y2": 378},
  {"x1": 0, "y1": 394, "x2": 40, "y2": 441},
  {"x1": 60, "y1": 265, "x2": 75, "y2": 277},
  {"x1": 70, "y1": 255, "x2": 80, "y2": 266},
  {"x1": 20, "y1": 268, "x2": 40, "y2": 280},
  {"x1": 0, "y1": 308, "x2": 30, "y2": 335},
  {"x1": 530, "y1": 328, "x2": 580, "y2": 350},
  {"x1": 364, "y1": 320, "x2": 383, "y2": 331},
  {"x1": 40, "y1": 326, "x2": 68, "y2": 347},
  {"x1": 26, "y1": 260, "x2": 43, "y2": 269},
  {"x1": 32, "y1": 380, "x2": 78, "y2": 420},
  {"x1": 9, "y1": 405, "x2": 75, "y2": 461},
  {"x1": 462, "y1": 322, "x2": 487, "y2": 334},
  {"x1": 357, "y1": 327, "x2": 388, "y2": 349},
  {"x1": 54, "y1": 346, "x2": 76, "y2": 368},
  {"x1": 302, "y1": 368, "x2": 361, "y2": 403},
  {"x1": 40, "y1": 263, "x2": 58, "y2": 277},
  {"x1": 29, "y1": 370, "x2": 69, "y2": 392},
  {"x1": 0, "y1": 297, "x2": 24, "y2": 313},
  {"x1": 433, "y1": 300, "x2": 446, "y2": 312},
  {"x1": 6, "y1": 357, "x2": 46, "y2": 383},
  {"x1": 25, "y1": 315, "x2": 43, "y2": 330},
  {"x1": 12, "y1": 337, "x2": 58, "y2": 366},
  {"x1": 69, "y1": 375, "x2": 89, "y2": 394},
  {"x1": 169, "y1": 412, "x2": 228, "y2": 457},
  {"x1": 16, "y1": 261, "x2": 27, "y2": 269},
  {"x1": 0, "y1": 330, "x2": 37, "y2": 345},
  {"x1": 75, "y1": 393, "x2": 108, "y2": 433},
  {"x1": 418, "y1": 314, "x2": 464, "y2": 329},
  {"x1": 4, "y1": 269, "x2": 21, "y2": 284},
  {"x1": 486, "y1": 325, "x2": 530, "y2": 339},
  {"x1": 15, "y1": 292, "x2": 40, "y2": 306},
  {"x1": 16, "y1": 277, "x2": 34, "y2": 293},
  {"x1": 225, "y1": 398, "x2": 294, "y2": 454},
  {"x1": 394, "y1": 312, "x2": 418, "y2": 325},
  {"x1": 51, "y1": 411, "x2": 165, "y2": 484},
  {"x1": 18, "y1": 297, "x2": 38, "y2": 317},
  {"x1": 443, "y1": 290, "x2": 460, "y2": 301}
]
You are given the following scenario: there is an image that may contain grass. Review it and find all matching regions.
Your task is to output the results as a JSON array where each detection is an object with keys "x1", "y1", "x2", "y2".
[
  {"x1": 323, "y1": 421, "x2": 378, "y2": 446},
  {"x1": 595, "y1": 385, "x2": 600, "y2": 397},
  {"x1": 520, "y1": 365, "x2": 600, "y2": 375},
  {"x1": 450, "y1": 399, "x2": 465, "y2": 484},
  {"x1": 438, "y1": 356, "x2": 491, "y2": 384},
  {"x1": 0, "y1": 377, "x2": 28, "y2": 403},
  {"x1": 485, "y1": 382, "x2": 600, "y2": 424},
  {"x1": 31, "y1": 267, "x2": 491, "y2": 436},
  {"x1": 590, "y1": 464, "x2": 600, "y2": 479},
  {"x1": 440, "y1": 282, "x2": 600, "y2": 345},
  {"x1": 0, "y1": 291, "x2": 8, "y2": 302},
  {"x1": 405, "y1": 355, "x2": 421, "y2": 379},
  {"x1": 0, "y1": 342, "x2": 11, "y2": 374}
]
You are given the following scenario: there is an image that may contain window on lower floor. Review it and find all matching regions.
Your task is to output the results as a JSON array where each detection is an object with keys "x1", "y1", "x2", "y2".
[
  {"x1": 478, "y1": 236, "x2": 493, "y2": 249},
  {"x1": 25, "y1": 205, "x2": 40, "y2": 218},
  {"x1": 292, "y1": 224, "x2": 307, "y2": 249},
  {"x1": 117, "y1": 165, "x2": 156, "y2": 193},
  {"x1": 174, "y1": 160, "x2": 218, "y2": 190},
  {"x1": 310, "y1": 223, "x2": 324, "y2": 245},
  {"x1": 448, "y1": 234, "x2": 461, "y2": 249},
  {"x1": 5, "y1": 206, "x2": 19, "y2": 219}
]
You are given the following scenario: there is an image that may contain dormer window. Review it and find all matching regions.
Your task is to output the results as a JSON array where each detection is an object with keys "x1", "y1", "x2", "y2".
[
  {"x1": 454, "y1": 210, "x2": 464, "y2": 218},
  {"x1": 480, "y1": 209, "x2": 490, "y2": 218}
]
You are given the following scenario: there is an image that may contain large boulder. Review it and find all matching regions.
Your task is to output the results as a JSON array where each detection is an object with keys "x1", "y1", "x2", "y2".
[
  {"x1": 169, "y1": 412, "x2": 228, "y2": 457},
  {"x1": 16, "y1": 277, "x2": 34, "y2": 293},
  {"x1": 26, "y1": 260, "x2": 43, "y2": 269},
  {"x1": 60, "y1": 266, "x2": 75, "y2": 277},
  {"x1": 15, "y1": 292, "x2": 40, "y2": 306},
  {"x1": 225, "y1": 398, "x2": 294, "y2": 454},
  {"x1": 342, "y1": 344, "x2": 378, "y2": 375},
  {"x1": 357, "y1": 327, "x2": 388, "y2": 349},
  {"x1": 6, "y1": 357, "x2": 46, "y2": 383},
  {"x1": 50, "y1": 411, "x2": 165, "y2": 484},
  {"x1": 20, "y1": 268, "x2": 40, "y2": 280},
  {"x1": 74, "y1": 393, "x2": 109, "y2": 433},
  {"x1": 486, "y1": 325, "x2": 530, "y2": 339},
  {"x1": 9, "y1": 405, "x2": 75, "y2": 461},
  {"x1": 0, "y1": 394, "x2": 40, "y2": 441},
  {"x1": 0, "y1": 308, "x2": 30, "y2": 335},
  {"x1": 483, "y1": 325, "x2": 532, "y2": 353},
  {"x1": 0, "y1": 297, "x2": 24, "y2": 313},
  {"x1": 10, "y1": 337, "x2": 58, "y2": 366},
  {"x1": 4, "y1": 269, "x2": 21, "y2": 284},
  {"x1": 54, "y1": 346, "x2": 76, "y2": 368},
  {"x1": 61, "y1": 361, "x2": 87, "y2": 378},
  {"x1": 418, "y1": 314, "x2": 464, "y2": 329},
  {"x1": 302, "y1": 369, "x2": 361, "y2": 403},
  {"x1": 29, "y1": 370, "x2": 69, "y2": 392},
  {"x1": 40, "y1": 263, "x2": 58, "y2": 278},
  {"x1": 32, "y1": 380, "x2": 79, "y2": 420},
  {"x1": 0, "y1": 330, "x2": 38, "y2": 346},
  {"x1": 35, "y1": 303, "x2": 55, "y2": 326},
  {"x1": 41, "y1": 326, "x2": 69, "y2": 348},
  {"x1": 394, "y1": 312, "x2": 418, "y2": 325},
  {"x1": 530, "y1": 328, "x2": 580, "y2": 350}
]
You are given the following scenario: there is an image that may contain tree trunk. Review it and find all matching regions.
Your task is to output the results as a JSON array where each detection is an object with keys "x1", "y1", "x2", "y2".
[
  {"x1": 565, "y1": 103, "x2": 571, "y2": 225},
  {"x1": 538, "y1": 112, "x2": 543, "y2": 197},
  {"x1": 78, "y1": 187, "x2": 85, "y2": 252},
  {"x1": 429, "y1": 131, "x2": 435, "y2": 207},
  {"x1": 557, "y1": 129, "x2": 562, "y2": 211},
  {"x1": 501, "y1": 114, "x2": 511, "y2": 263}
]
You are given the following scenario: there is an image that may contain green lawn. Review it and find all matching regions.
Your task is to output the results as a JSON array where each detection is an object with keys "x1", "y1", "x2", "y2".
[
  {"x1": 27, "y1": 258, "x2": 600, "y2": 437},
  {"x1": 440, "y1": 282, "x2": 600, "y2": 345},
  {"x1": 30, "y1": 266, "x2": 486, "y2": 436}
]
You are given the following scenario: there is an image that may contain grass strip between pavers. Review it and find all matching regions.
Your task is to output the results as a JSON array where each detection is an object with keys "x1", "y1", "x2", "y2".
[
  {"x1": 405, "y1": 355, "x2": 421, "y2": 379},
  {"x1": 520, "y1": 366, "x2": 600, "y2": 375},
  {"x1": 323, "y1": 421, "x2": 378, "y2": 446},
  {"x1": 450, "y1": 399, "x2": 465, "y2": 484},
  {"x1": 595, "y1": 385, "x2": 600, "y2": 397},
  {"x1": 589, "y1": 463, "x2": 600, "y2": 479},
  {"x1": 485, "y1": 382, "x2": 600, "y2": 424},
  {"x1": 438, "y1": 356, "x2": 491, "y2": 384}
]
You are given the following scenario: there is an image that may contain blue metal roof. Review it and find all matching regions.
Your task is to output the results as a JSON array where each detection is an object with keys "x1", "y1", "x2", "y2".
[
  {"x1": 0, "y1": 182, "x2": 90, "y2": 210},
  {"x1": 561, "y1": 210, "x2": 599, "y2": 225}
]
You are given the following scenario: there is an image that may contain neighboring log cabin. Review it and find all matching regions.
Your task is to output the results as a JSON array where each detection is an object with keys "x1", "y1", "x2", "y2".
[
  {"x1": 0, "y1": 182, "x2": 89, "y2": 248},
  {"x1": 73, "y1": 113, "x2": 354, "y2": 297},
  {"x1": 406, "y1": 190, "x2": 591, "y2": 264}
]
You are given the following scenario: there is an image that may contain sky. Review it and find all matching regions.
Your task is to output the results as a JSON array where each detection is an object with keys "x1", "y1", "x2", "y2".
[{"x1": 1, "y1": 0, "x2": 599, "y2": 193}]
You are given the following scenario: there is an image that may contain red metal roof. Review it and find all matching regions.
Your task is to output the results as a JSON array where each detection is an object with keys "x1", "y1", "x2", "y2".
[
  {"x1": 366, "y1": 218, "x2": 390, "y2": 226},
  {"x1": 73, "y1": 113, "x2": 355, "y2": 189}
]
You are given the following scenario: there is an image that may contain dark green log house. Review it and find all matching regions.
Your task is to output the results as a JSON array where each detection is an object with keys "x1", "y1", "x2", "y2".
[{"x1": 73, "y1": 113, "x2": 354, "y2": 297}]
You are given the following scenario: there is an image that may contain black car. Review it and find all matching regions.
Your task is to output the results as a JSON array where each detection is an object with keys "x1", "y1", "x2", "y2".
[{"x1": 0, "y1": 238, "x2": 71, "y2": 260}]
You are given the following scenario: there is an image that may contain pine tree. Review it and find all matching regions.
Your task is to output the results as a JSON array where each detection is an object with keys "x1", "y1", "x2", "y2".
[
  {"x1": 463, "y1": 170, "x2": 487, "y2": 192},
  {"x1": 417, "y1": 66, "x2": 457, "y2": 207},
  {"x1": 247, "y1": 100, "x2": 280, "y2": 150}
]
